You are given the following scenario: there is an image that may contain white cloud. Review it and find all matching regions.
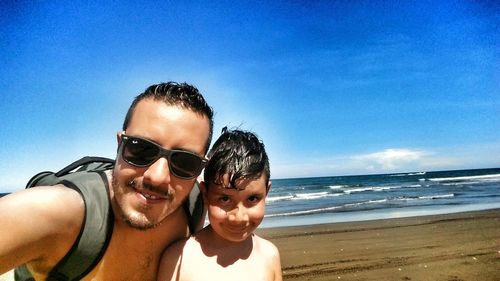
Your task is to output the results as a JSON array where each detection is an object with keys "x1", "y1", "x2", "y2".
[
  {"x1": 273, "y1": 148, "x2": 435, "y2": 178},
  {"x1": 352, "y1": 148, "x2": 430, "y2": 170},
  {"x1": 271, "y1": 142, "x2": 500, "y2": 179}
]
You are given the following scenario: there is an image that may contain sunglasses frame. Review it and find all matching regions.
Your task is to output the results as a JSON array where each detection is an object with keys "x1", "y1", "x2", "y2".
[{"x1": 119, "y1": 133, "x2": 207, "y2": 179}]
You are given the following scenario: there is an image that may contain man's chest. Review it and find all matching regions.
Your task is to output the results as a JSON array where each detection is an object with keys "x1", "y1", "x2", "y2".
[
  {"x1": 82, "y1": 249, "x2": 159, "y2": 281},
  {"x1": 80, "y1": 231, "x2": 166, "y2": 281}
]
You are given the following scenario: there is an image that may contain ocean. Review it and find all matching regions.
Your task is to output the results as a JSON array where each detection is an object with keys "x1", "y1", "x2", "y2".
[
  {"x1": 2, "y1": 168, "x2": 499, "y2": 229},
  {"x1": 262, "y1": 168, "x2": 500, "y2": 228}
]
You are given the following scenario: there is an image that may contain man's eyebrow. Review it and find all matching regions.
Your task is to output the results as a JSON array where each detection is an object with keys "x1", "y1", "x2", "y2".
[
  {"x1": 171, "y1": 147, "x2": 199, "y2": 154},
  {"x1": 158, "y1": 144, "x2": 204, "y2": 157},
  {"x1": 131, "y1": 135, "x2": 201, "y2": 155}
]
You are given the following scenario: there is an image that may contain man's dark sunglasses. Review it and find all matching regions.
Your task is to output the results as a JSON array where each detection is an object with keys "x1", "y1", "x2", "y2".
[{"x1": 119, "y1": 134, "x2": 207, "y2": 179}]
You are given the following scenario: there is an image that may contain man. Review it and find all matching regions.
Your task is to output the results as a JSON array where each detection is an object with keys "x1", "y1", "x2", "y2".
[{"x1": 0, "y1": 82, "x2": 214, "y2": 280}]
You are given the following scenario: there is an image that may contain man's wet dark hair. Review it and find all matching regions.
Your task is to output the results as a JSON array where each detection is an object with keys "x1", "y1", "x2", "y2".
[
  {"x1": 122, "y1": 82, "x2": 214, "y2": 153},
  {"x1": 204, "y1": 128, "x2": 270, "y2": 189}
]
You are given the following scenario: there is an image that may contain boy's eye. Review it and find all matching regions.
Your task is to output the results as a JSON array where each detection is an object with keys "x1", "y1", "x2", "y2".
[
  {"x1": 248, "y1": 195, "x2": 261, "y2": 203},
  {"x1": 219, "y1": 196, "x2": 231, "y2": 203}
]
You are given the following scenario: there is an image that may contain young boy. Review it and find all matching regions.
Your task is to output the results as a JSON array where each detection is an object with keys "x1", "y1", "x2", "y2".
[{"x1": 158, "y1": 128, "x2": 282, "y2": 281}]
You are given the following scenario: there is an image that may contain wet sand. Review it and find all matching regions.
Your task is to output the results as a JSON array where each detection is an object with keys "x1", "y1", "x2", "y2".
[{"x1": 256, "y1": 209, "x2": 500, "y2": 281}]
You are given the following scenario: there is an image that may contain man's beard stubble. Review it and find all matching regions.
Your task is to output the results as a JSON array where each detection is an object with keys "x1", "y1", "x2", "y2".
[{"x1": 111, "y1": 174, "x2": 173, "y2": 231}]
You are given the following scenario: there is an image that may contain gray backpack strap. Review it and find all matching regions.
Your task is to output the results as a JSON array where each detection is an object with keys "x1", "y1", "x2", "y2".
[
  {"x1": 14, "y1": 265, "x2": 34, "y2": 281},
  {"x1": 46, "y1": 171, "x2": 113, "y2": 281}
]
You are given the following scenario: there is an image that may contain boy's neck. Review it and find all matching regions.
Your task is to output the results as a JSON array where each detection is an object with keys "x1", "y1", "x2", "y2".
[{"x1": 197, "y1": 225, "x2": 254, "y2": 266}]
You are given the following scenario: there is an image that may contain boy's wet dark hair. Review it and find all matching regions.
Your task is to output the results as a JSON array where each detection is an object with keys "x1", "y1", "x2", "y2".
[
  {"x1": 204, "y1": 128, "x2": 270, "y2": 189},
  {"x1": 123, "y1": 82, "x2": 214, "y2": 153}
]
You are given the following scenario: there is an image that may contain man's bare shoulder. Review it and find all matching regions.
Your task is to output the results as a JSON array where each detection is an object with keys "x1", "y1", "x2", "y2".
[
  {"x1": 0, "y1": 185, "x2": 85, "y2": 274},
  {"x1": 1, "y1": 185, "x2": 84, "y2": 224}
]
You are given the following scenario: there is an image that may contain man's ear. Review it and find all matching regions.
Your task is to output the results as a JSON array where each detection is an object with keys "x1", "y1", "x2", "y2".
[
  {"x1": 116, "y1": 131, "x2": 123, "y2": 153},
  {"x1": 266, "y1": 180, "x2": 272, "y2": 195},
  {"x1": 117, "y1": 131, "x2": 123, "y2": 144}
]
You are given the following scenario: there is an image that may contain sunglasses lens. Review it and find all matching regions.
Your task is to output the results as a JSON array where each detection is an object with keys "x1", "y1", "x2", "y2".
[
  {"x1": 123, "y1": 138, "x2": 159, "y2": 166},
  {"x1": 170, "y1": 152, "x2": 203, "y2": 178}
]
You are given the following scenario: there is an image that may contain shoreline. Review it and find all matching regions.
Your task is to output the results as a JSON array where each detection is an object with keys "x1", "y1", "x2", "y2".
[
  {"x1": 260, "y1": 202, "x2": 500, "y2": 228},
  {"x1": 256, "y1": 208, "x2": 500, "y2": 281}
]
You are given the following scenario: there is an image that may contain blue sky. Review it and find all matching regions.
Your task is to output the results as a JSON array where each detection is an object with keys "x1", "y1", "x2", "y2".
[{"x1": 1, "y1": 1, "x2": 498, "y2": 192}]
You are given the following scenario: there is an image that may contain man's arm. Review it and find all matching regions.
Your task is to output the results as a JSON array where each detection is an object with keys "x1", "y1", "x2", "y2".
[{"x1": 0, "y1": 185, "x2": 84, "y2": 276}]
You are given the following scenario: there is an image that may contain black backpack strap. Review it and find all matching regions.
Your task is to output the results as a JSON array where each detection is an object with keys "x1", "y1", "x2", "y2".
[
  {"x1": 46, "y1": 171, "x2": 114, "y2": 281},
  {"x1": 183, "y1": 181, "x2": 206, "y2": 233}
]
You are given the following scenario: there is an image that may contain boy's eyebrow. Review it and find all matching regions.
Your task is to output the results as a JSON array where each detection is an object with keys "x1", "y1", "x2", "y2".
[
  {"x1": 211, "y1": 187, "x2": 234, "y2": 194},
  {"x1": 252, "y1": 189, "x2": 267, "y2": 196}
]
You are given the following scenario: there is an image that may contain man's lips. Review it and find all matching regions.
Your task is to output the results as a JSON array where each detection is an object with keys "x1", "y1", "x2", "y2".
[
  {"x1": 138, "y1": 189, "x2": 165, "y2": 200},
  {"x1": 128, "y1": 180, "x2": 172, "y2": 201}
]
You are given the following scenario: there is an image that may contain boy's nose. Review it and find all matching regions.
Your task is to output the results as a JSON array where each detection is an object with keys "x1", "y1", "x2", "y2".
[
  {"x1": 227, "y1": 205, "x2": 249, "y2": 223},
  {"x1": 142, "y1": 157, "x2": 171, "y2": 187}
]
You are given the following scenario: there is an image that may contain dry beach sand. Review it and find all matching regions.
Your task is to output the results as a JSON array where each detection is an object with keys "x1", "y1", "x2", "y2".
[
  {"x1": 256, "y1": 209, "x2": 500, "y2": 281},
  {"x1": 2, "y1": 209, "x2": 498, "y2": 281}
]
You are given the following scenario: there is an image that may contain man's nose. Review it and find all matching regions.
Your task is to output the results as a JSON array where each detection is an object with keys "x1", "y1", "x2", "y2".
[{"x1": 142, "y1": 157, "x2": 171, "y2": 186}]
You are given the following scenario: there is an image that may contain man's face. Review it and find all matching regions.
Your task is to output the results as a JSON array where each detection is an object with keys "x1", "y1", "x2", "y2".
[
  {"x1": 112, "y1": 99, "x2": 210, "y2": 230},
  {"x1": 203, "y1": 174, "x2": 270, "y2": 242}
]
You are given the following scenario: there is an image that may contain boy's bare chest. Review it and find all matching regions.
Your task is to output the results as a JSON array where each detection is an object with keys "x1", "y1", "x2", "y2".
[{"x1": 187, "y1": 255, "x2": 274, "y2": 281}]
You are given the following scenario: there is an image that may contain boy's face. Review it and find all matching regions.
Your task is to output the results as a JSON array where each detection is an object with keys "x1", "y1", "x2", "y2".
[{"x1": 203, "y1": 173, "x2": 270, "y2": 242}]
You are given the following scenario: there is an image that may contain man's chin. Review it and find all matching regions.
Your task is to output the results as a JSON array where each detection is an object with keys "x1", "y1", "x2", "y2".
[{"x1": 121, "y1": 214, "x2": 161, "y2": 231}]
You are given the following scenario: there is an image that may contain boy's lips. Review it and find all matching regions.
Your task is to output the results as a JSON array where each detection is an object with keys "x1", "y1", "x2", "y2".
[{"x1": 224, "y1": 224, "x2": 249, "y2": 234}]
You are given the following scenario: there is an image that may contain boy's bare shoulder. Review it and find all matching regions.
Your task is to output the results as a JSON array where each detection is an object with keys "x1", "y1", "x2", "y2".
[
  {"x1": 160, "y1": 235, "x2": 201, "y2": 262},
  {"x1": 252, "y1": 234, "x2": 280, "y2": 257},
  {"x1": 158, "y1": 236, "x2": 204, "y2": 281},
  {"x1": 161, "y1": 236, "x2": 190, "y2": 257},
  {"x1": 253, "y1": 234, "x2": 283, "y2": 280}
]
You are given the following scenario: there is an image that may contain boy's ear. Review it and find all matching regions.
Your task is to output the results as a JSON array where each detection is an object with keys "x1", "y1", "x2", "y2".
[{"x1": 266, "y1": 180, "x2": 272, "y2": 195}]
